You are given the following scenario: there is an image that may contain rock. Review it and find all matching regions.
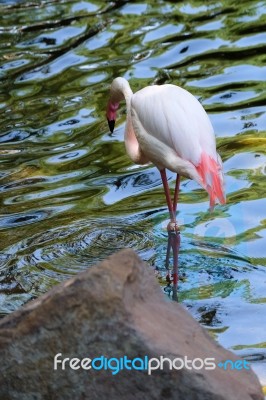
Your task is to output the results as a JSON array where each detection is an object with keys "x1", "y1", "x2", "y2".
[{"x1": 0, "y1": 249, "x2": 263, "y2": 400}]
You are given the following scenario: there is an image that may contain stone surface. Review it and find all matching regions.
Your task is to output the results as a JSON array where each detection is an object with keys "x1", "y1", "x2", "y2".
[{"x1": 0, "y1": 249, "x2": 263, "y2": 400}]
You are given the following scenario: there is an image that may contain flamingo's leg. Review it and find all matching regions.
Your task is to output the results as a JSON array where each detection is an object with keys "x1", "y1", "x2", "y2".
[
  {"x1": 165, "y1": 232, "x2": 171, "y2": 272},
  {"x1": 173, "y1": 174, "x2": 180, "y2": 214},
  {"x1": 160, "y1": 169, "x2": 176, "y2": 222},
  {"x1": 160, "y1": 169, "x2": 181, "y2": 299}
]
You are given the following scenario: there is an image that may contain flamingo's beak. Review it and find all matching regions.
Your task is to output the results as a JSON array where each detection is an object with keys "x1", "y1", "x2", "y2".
[{"x1": 108, "y1": 119, "x2": 115, "y2": 133}]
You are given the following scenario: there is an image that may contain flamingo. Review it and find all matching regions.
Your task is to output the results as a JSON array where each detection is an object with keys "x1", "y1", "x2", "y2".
[{"x1": 106, "y1": 77, "x2": 225, "y2": 295}]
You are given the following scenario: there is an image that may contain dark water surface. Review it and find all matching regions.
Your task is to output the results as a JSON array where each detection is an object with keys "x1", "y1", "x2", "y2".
[{"x1": 0, "y1": 0, "x2": 265, "y2": 391}]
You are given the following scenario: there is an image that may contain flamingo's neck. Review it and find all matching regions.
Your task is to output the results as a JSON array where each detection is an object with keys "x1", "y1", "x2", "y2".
[
  {"x1": 125, "y1": 94, "x2": 149, "y2": 165},
  {"x1": 112, "y1": 80, "x2": 148, "y2": 165}
]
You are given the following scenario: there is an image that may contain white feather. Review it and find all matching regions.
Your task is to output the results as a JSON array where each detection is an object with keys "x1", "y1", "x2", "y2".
[{"x1": 131, "y1": 84, "x2": 216, "y2": 165}]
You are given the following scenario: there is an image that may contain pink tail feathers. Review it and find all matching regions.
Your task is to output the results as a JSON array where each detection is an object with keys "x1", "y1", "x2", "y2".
[{"x1": 196, "y1": 151, "x2": 226, "y2": 208}]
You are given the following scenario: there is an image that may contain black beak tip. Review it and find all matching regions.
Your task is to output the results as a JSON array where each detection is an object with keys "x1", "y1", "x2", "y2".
[{"x1": 108, "y1": 119, "x2": 115, "y2": 133}]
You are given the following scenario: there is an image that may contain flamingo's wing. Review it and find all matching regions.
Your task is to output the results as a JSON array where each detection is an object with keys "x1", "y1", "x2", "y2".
[
  {"x1": 131, "y1": 84, "x2": 216, "y2": 165},
  {"x1": 131, "y1": 84, "x2": 225, "y2": 206}
]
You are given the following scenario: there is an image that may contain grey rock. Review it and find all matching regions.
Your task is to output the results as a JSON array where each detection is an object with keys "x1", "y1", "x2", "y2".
[{"x1": 0, "y1": 249, "x2": 263, "y2": 400}]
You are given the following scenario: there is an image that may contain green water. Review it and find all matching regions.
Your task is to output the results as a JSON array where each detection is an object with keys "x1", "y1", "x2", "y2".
[{"x1": 0, "y1": 0, "x2": 266, "y2": 390}]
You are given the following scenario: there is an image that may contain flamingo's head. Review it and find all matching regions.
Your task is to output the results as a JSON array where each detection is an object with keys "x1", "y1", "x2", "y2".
[
  {"x1": 107, "y1": 77, "x2": 130, "y2": 133},
  {"x1": 106, "y1": 101, "x2": 119, "y2": 133}
]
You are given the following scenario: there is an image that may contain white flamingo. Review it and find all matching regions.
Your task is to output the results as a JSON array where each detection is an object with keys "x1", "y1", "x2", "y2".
[{"x1": 106, "y1": 77, "x2": 225, "y2": 293}]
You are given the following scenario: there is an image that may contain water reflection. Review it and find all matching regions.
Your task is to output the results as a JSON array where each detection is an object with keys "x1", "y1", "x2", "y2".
[{"x1": 162, "y1": 228, "x2": 181, "y2": 302}]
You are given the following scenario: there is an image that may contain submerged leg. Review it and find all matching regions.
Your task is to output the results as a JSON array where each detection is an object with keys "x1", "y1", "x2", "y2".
[
  {"x1": 171, "y1": 228, "x2": 180, "y2": 301},
  {"x1": 166, "y1": 224, "x2": 180, "y2": 301},
  {"x1": 173, "y1": 174, "x2": 180, "y2": 214},
  {"x1": 165, "y1": 232, "x2": 171, "y2": 272},
  {"x1": 160, "y1": 169, "x2": 181, "y2": 300}
]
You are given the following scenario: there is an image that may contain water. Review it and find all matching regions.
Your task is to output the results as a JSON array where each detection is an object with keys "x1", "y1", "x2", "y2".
[{"x1": 0, "y1": 0, "x2": 265, "y2": 392}]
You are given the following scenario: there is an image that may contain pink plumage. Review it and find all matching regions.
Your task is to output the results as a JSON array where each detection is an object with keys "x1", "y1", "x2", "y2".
[{"x1": 196, "y1": 152, "x2": 226, "y2": 208}]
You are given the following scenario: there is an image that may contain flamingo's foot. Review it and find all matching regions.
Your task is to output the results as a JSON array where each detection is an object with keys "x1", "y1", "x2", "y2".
[
  {"x1": 167, "y1": 221, "x2": 180, "y2": 234},
  {"x1": 165, "y1": 271, "x2": 178, "y2": 286}
]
